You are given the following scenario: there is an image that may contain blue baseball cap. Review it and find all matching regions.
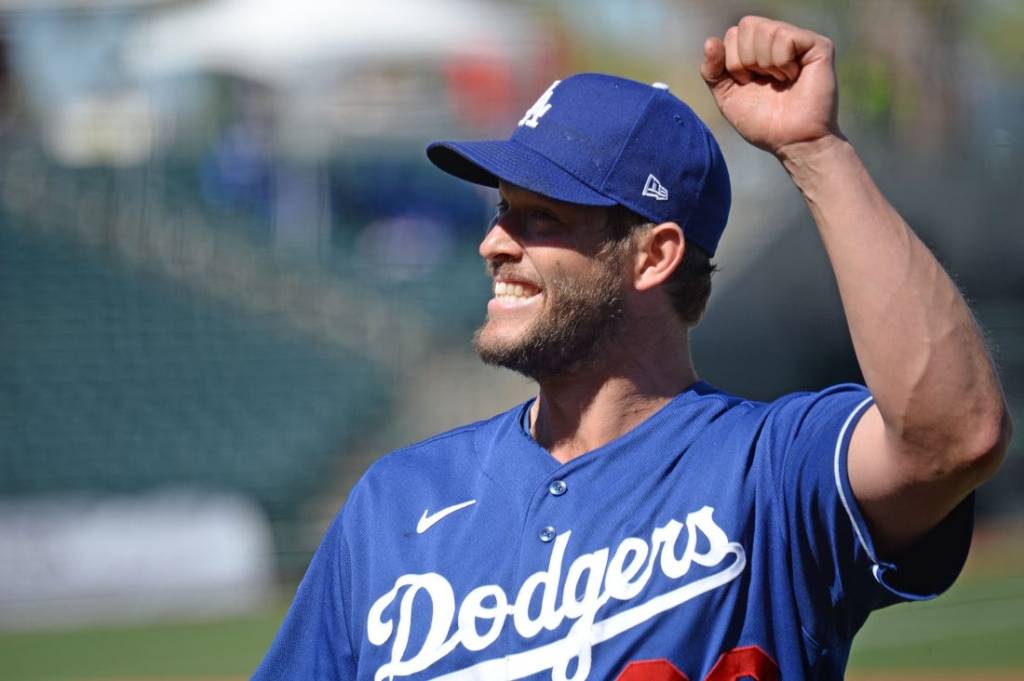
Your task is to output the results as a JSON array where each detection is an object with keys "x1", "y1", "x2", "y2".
[{"x1": 426, "y1": 73, "x2": 731, "y2": 256}]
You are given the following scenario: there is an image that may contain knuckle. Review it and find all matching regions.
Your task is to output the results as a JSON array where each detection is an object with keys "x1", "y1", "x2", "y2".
[
  {"x1": 780, "y1": 34, "x2": 799, "y2": 57},
  {"x1": 758, "y1": 29, "x2": 779, "y2": 62},
  {"x1": 725, "y1": 62, "x2": 748, "y2": 80}
]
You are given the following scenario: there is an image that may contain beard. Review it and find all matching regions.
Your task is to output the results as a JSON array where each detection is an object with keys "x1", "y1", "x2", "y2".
[{"x1": 473, "y1": 258, "x2": 626, "y2": 381}]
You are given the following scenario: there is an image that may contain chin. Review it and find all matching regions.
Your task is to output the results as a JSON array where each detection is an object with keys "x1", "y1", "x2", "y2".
[
  {"x1": 474, "y1": 324, "x2": 519, "y2": 361},
  {"x1": 476, "y1": 316, "x2": 529, "y2": 350},
  {"x1": 473, "y1": 322, "x2": 532, "y2": 374}
]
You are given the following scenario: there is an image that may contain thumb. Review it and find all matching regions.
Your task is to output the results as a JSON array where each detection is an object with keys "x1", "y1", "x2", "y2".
[{"x1": 699, "y1": 37, "x2": 727, "y2": 87}]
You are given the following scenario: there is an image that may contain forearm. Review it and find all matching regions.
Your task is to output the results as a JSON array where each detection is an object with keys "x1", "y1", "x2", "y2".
[{"x1": 781, "y1": 136, "x2": 1010, "y2": 472}]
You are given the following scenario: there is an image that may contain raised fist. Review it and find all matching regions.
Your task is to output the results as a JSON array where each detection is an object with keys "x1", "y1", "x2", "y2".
[{"x1": 701, "y1": 16, "x2": 841, "y2": 157}]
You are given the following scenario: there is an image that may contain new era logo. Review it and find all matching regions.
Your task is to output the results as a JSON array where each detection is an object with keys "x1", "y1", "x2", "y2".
[{"x1": 642, "y1": 174, "x2": 669, "y2": 201}]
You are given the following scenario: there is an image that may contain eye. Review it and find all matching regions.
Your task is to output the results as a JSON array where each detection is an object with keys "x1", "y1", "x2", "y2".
[
  {"x1": 529, "y1": 207, "x2": 559, "y2": 223},
  {"x1": 494, "y1": 199, "x2": 509, "y2": 215}
]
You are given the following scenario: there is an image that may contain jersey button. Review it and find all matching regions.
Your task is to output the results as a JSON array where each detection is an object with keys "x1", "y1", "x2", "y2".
[
  {"x1": 548, "y1": 480, "x2": 567, "y2": 496},
  {"x1": 539, "y1": 526, "x2": 556, "y2": 543}
]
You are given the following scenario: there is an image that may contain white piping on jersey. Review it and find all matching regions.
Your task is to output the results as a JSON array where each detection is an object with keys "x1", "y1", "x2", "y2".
[
  {"x1": 367, "y1": 506, "x2": 745, "y2": 681},
  {"x1": 832, "y1": 396, "x2": 877, "y2": 565}
]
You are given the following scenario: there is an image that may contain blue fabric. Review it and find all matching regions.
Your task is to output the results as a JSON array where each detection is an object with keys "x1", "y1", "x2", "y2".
[
  {"x1": 426, "y1": 73, "x2": 732, "y2": 256},
  {"x1": 253, "y1": 382, "x2": 972, "y2": 680}
]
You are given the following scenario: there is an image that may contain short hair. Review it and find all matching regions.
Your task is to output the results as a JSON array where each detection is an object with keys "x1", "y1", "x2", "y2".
[{"x1": 604, "y1": 204, "x2": 718, "y2": 326}]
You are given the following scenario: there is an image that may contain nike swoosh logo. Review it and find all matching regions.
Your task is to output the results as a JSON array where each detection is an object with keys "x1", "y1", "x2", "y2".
[{"x1": 416, "y1": 500, "x2": 476, "y2": 534}]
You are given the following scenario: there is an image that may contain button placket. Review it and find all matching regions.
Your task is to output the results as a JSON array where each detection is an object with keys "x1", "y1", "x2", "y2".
[{"x1": 537, "y1": 476, "x2": 569, "y2": 542}]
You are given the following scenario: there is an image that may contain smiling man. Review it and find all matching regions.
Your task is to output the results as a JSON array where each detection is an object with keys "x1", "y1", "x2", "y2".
[
  {"x1": 253, "y1": 17, "x2": 1011, "y2": 681},
  {"x1": 474, "y1": 186, "x2": 634, "y2": 382}
]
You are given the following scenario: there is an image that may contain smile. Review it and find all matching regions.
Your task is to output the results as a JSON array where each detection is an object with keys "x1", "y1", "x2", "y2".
[{"x1": 492, "y1": 280, "x2": 542, "y2": 307}]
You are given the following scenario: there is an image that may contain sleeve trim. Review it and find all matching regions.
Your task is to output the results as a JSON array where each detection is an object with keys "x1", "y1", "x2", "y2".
[
  {"x1": 832, "y1": 395, "x2": 878, "y2": 563},
  {"x1": 832, "y1": 395, "x2": 966, "y2": 601}
]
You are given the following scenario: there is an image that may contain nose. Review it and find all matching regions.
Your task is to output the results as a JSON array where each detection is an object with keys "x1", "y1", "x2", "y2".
[{"x1": 479, "y1": 220, "x2": 523, "y2": 263}]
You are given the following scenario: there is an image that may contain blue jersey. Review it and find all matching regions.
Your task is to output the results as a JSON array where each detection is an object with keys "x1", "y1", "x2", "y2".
[{"x1": 254, "y1": 382, "x2": 972, "y2": 680}]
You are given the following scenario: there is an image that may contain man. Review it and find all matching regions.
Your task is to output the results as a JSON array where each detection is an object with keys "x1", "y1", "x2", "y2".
[{"x1": 254, "y1": 17, "x2": 1011, "y2": 680}]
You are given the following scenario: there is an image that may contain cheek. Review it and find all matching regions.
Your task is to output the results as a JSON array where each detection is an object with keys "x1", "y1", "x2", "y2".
[
  {"x1": 546, "y1": 262, "x2": 611, "y2": 304},
  {"x1": 528, "y1": 241, "x2": 622, "y2": 296}
]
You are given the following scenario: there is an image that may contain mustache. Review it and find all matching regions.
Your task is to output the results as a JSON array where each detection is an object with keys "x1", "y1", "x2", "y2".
[{"x1": 485, "y1": 261, "x2": 542, "y2": 288}]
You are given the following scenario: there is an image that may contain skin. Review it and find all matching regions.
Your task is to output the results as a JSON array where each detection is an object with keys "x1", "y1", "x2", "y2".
[
  {"x1": 479, "y1": 16, "x2": 1010, "y2": 556},
  {"x1": 478, "y1": 183, "x2": 696, "y2": 461},
  {"x1": 701, "y1": 16, "x2": 1011, "y2": 554},
  {"x1": 474, "y1": 191, "x2": 627, "y2": 382}
]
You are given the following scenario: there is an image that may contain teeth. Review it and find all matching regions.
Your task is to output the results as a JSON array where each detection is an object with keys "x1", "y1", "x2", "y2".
[{"x1": 493, "y1": 281, "x2": 537, "y2": 300}]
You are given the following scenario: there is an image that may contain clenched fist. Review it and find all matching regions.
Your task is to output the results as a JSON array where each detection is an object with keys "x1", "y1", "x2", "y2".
[{"x1": 701, "y1": 16, "x2": 841, "y2": 158}]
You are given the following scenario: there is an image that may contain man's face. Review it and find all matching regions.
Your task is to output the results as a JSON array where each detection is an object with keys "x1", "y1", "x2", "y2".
[{"x1": 474, "y1": 183, "x2": 629, "y2": 380}]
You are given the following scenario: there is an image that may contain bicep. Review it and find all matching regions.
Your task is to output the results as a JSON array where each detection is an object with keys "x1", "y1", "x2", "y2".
[
  {"x1": 770, "y1": 388, "x2": 973, "y2": 638},
  {"x1": 848, "y1": 404, "x2": 976, "y2": 556},
  {"x1": 252, "y1": 522, "x2": 357, "y2": 680}
]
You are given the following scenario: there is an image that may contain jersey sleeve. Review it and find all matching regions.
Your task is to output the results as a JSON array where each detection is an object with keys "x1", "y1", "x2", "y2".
[
  {"x1": 764, "y1": 384, "x2": 974, "y2": 643},
  {"x1": 251, "y1": 512, "x2": 356, "y2": 681}
]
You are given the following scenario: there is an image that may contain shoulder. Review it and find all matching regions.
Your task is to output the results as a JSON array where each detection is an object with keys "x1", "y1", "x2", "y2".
[
  {"x1": 761, "y1": 383, "x2": 872, "y2": 440},
  {"x1": 709, "y1": 382, "x2": 870, "y2": 419},
  {"x1": 379, "y1": 404, "x2": 522, "y2": 469},
  {"x1": 682, "y1": 382, "x2": 871, "y2": 470},
  {"x1": 679, "y1": 380, "x2": 767, "y2": 435},
  {"x1": 346, "y1": 403, "x2": 526, "y2": 499},
  {"x1": 377, "y1": 421, "x2": 483, "y2": 468}
]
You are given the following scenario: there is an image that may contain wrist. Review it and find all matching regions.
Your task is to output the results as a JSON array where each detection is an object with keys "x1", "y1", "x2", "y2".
[
  {"x1": 777, "y1": 132, "x2": 848, "y2": 165},
  {"x1": 776, "y1": 134, "x2": 855, "y2": 188}
]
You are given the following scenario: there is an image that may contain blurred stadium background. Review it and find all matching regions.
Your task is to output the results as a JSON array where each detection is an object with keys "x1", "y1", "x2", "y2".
[{"x1": 0, "y1": 0, "x2": 1020, "y2": 679}]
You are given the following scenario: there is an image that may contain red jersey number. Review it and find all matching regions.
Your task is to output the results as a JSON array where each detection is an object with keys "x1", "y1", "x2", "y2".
[
  {"x1": 617, "y1": 646, "x2": 779, "y2": 681},
  {"x1": 616, "y1": 659, "x2": 688, "y2": 681}
]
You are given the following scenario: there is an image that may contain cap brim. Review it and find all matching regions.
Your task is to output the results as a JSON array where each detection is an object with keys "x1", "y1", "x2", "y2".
[{"x1": 426, "y1": 139, "x2": 617, "y2": 207}]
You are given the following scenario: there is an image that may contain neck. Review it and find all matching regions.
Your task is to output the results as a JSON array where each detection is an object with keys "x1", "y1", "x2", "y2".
[{"x1": 530, "y1": 328, "x2": 698, "y2": 463}]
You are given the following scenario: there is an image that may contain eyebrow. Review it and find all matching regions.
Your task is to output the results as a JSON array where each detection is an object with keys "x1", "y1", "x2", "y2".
[{"x1": 499, "y1": 187, "x2": 569, "y2": 211}]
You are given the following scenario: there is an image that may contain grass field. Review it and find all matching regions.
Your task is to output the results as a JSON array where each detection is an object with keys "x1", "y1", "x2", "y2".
[
  {"x1": 3, "y1": 526, "x2": 1022, "y2": 681},
  {"x1": 846, "y1": 522, "x2": 1024, "y2": 678}
]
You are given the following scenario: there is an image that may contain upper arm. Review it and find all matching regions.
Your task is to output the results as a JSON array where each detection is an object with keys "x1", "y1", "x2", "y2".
[
  {"x1": 848, "y1": 403, "x2": 1002, "y2": 556},
  {"x1": 766, "y1": 386, "x2": 974, "y2": 640},
  {"x1": 252, "y1": 516, "x2": 357, "y2": 680}
]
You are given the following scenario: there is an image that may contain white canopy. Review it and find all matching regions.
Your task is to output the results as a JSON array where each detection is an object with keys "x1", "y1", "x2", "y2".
[{"x1": 124, "y1": 0, "x2": 534, "y2": 83}]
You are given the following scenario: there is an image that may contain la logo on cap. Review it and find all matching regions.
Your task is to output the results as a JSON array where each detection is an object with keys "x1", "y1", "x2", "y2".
[{"x1": 518, "y1": 80, "x2": 561, "y2": 129}]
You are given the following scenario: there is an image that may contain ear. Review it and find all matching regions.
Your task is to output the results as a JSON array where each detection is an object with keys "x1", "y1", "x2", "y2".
[{"x1": 633, "y1": 222, "x2": 685, "y2": 292}]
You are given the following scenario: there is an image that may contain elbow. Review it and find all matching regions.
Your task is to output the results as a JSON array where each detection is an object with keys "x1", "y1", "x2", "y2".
[
  {"x1": 961, "y1": 400, "x2": 1012, "y2": 485},
  {"x1": 898, "y1": 396, "x2": 1014, "y2": 487}
]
